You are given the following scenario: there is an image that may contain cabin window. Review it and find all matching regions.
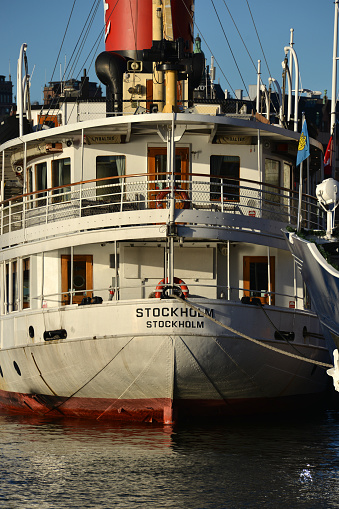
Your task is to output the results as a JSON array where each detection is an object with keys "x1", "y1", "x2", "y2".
[
  {"x1": 243, "y1": 256, "x2": 275, "y2": 305},
  {"x1": 52, "y1": 158, "x2": 71, "y2": 202},
  {"x1": 23, "y1": 258, "x2": 30, "y2": 309},
  {"x1": 264, "y1": 159, "x2": 280, "y2": 204},
  {"x1": 35, "y1": 162, "x2": 47, "y2": 206},
  {"x1": 61, "y1": 255, "x2": 93, "y2": 305},
  {"x1": 96, "y1": 156, "x2": 125, "y2": 200},
  {"x1": 210, "y1": 156, "x2": 240, "y2": 201},
  {"x1": 282, "y1": 162, "x2": 292, "y2": 209}
]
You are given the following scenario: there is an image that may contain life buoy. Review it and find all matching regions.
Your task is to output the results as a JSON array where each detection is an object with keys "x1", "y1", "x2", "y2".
[
  {"x1": 156, "y1": 187, "x2": 190, "y2": 209},
  {"x1": 155, "y1": 277, "x2": 189, "y2": 299}
]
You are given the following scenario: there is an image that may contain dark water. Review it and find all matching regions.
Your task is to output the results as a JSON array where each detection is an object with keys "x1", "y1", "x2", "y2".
[{"x1": 1, "y1": 409, "x2": 339, "y2": 508}]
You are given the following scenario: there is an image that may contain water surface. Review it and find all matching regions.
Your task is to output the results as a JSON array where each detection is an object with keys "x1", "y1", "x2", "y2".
[{"x1": 1, "y1": 410, "x2": 339, "y2": 508}]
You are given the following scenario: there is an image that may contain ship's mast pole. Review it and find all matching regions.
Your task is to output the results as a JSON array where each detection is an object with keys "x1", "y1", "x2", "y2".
[
  {"x1": 256, "y1": 60, "x2": 261, "y2": 114},
  {"x1": 17, "y1": 44, "x2": 27, "y2": 138},
  {"x1": 331, "y1": 1, "x2": 339, "y2": 134},
  {"x1": 331, "y1": 0, "x2": 339, "y2": 178},
  {"x1": 152, "y1": 0, "x2": 164, "y2": 112}
]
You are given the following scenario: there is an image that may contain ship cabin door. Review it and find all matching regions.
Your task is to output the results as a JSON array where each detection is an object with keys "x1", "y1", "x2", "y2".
[
  {"x1": 243, "y1": 256, "x2": 275, "y2": 305},
  {"x1": 61, "y1": 255, "x2": 93, "y2": 305},
  {"x1": 148, "y1": 147, "x2": 189, "y2": 208}
]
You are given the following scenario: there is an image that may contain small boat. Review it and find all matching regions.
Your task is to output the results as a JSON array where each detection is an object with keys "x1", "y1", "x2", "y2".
[{"x1": 0, "y1": 0, "x2": 332, "y2": 423}]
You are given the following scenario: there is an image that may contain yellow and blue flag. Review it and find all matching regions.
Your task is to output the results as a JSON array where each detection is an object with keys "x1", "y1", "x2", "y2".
[{"x1": 296, "y1": 120, "x2": 310, "y2": 166}]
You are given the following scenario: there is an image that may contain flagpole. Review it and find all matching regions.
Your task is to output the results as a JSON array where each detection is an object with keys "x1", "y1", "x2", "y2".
[
  {"x1": 297, "y1": 113, "x2": 308, "y2": 232},
  {"x1": 297, "y1": 159, "x2": 303, "y2": 232}
]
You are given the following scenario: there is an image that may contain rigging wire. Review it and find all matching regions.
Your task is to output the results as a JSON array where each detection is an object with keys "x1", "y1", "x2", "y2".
[
  {"x1": 220, "y1": 0, "x2": 279, "y2": 117},
  {"x1": 178, "y1": 0, "x2": 236, "y2": 97},
  {"x1": 66, "y1": 0, "x2": 101, "y2": 80},
  {"x1": 245, "y1": 0, "x2": 281, "y2": 118},
  {"x1": 210, "y1": 0, "x2": 252, "y2": 104},
  {"x1": 221, "y1": 0, "x2": 256, "y2": 73},
  {"x1": 43, "y1": 0, "x2": 106, "y2": 124},
  {"x1": 245, "y1": 0, "x2": 271, "y2": 80},
  {"x1": 51, "y1": 0, "x2": 122, "y2": 121},
  {"x1": 43, "y1": 0, "x2": 101, "y2": 124},
  {"x1": 50, "y1": 0, "x2": 77, "y2": 83}
]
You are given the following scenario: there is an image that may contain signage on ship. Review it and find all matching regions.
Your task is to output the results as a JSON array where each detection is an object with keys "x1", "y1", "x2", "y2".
[
  {"x1": 136, "y1": 306, "x2": 215, "y2": 329},
  {"x1": 85, "y1": 135, "x2": 121, "y2": 145},
  {"x1": 214, "y1": 135, "x2": 252, "y2": 145}
]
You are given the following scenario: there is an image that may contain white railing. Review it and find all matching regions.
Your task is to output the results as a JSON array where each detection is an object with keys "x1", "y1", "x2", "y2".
[{"x1": 0, "y1": 173, "x2": 325, "y2": 235}]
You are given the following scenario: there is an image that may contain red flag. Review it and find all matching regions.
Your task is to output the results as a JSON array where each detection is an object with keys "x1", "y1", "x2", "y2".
[{"x1": 324, "y1": 136, "x2": 333, "y2": 177}]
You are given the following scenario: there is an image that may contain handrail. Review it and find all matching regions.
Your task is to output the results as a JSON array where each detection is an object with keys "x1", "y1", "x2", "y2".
[
  {"x1": 0, "y1": 172, "x2": 324, "y2": 240},
  {"x1": 0, "y1": 172, "x2": 317, "y2": 206}
]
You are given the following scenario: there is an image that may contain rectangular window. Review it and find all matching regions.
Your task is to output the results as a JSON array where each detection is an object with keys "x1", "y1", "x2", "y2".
[
  {"x1": 96, "y1": 156, "x2": 125, "y2": 200},
  {"x1": 35, "y1": 162, "x2": 47, "y2": 206},
  {"x1": 61, "y1": 255, "x2": 93, "y2": 305},
  {"x1": 243, "y1": 256, "x2": 275, "y2": 305},
  {"x1": 23, "y1": 258, "x2": 30, "y2": 309},
  {"x1": 264, "y1": 159, "x2": 280, "y2": 204},
  {"x1": 210, "y1": 155, "x2": 240, "y2": 201},
  {"x1": 52, "y1": 158, "x2": 71, "y2": 202}
]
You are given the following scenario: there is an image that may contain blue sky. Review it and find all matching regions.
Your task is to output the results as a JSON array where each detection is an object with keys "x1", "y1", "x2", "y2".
[{"x1": 0, "y1": 1, "x2": 336, "y2": 104}]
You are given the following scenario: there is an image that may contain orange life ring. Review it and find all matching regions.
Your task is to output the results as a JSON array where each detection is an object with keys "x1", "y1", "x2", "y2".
[
  {"x1": 155, "y1": 277, "x2": 189, "y2": 299},
  {"x1": 156, "y1": 187, "x2": 190, "y2": 209}
]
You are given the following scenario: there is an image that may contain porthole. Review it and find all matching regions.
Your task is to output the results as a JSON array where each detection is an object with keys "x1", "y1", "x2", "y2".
[
  {"x1": 29, "y1": 326, "x2": 34, "y2": 338},
  {"x1": 13, "y1": 361, "x2": 21, "y2": 376},
  {"x1": 0, "y1": 365, "x2": 3, "y2": 377}
]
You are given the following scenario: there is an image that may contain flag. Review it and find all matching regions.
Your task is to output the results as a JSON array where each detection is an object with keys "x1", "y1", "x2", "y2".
[
  {"x1": 324, "y1": 136, "x2": 333, "y2": 177},
  {"x1": 296, "y1": 120, "x2": 310, "y2": 166}
]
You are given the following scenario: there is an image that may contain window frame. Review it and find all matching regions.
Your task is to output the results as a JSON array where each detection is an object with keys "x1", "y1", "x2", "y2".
[
  {"x1": 210, "y1": 155, "x2": 240, "y2": 202},
  {"x1": 243, "y1": 255, "x2": 275, "y2": 305}
]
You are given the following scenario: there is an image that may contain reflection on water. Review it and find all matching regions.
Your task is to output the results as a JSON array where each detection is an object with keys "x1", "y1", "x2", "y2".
[{"x1": 1, "y1": 411, "x2": 339, "y2": 508}]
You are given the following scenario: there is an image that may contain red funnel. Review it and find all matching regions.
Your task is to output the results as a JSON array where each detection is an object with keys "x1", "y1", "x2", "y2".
[{"x1": 105, "y1": 0, "x2": 194, "y2": 55}]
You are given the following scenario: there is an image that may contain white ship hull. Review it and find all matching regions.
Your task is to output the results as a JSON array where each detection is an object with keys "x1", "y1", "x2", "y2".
[{"x1": 0, "y1": 299, "x2": 330, "y2": 423}]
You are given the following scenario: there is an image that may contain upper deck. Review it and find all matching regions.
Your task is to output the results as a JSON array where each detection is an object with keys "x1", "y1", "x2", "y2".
[{"x1": 0, "y1": 113, "x2": 325, "y2": 256}]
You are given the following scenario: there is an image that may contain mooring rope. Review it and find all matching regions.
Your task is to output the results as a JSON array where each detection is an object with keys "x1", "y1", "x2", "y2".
[{"x1": 173, "y1": 295, "x2": 333, "y2": 369}]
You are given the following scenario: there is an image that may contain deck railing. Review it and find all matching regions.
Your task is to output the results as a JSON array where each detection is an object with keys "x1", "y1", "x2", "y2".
[{"x1": 0, "y1": 172, "x2": 325, "y2": 235}]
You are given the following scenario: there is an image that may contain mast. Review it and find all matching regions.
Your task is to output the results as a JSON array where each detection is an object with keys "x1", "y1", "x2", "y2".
[
  {"x1": 17, "y1": 44, "x2": 27, "y2": 138},
  {"x1": 331, "y1": 0, "x2": 339, "y2": 134},
  {"x1": 331, "y1": 0, "x2": 339, "y2": 178}
]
